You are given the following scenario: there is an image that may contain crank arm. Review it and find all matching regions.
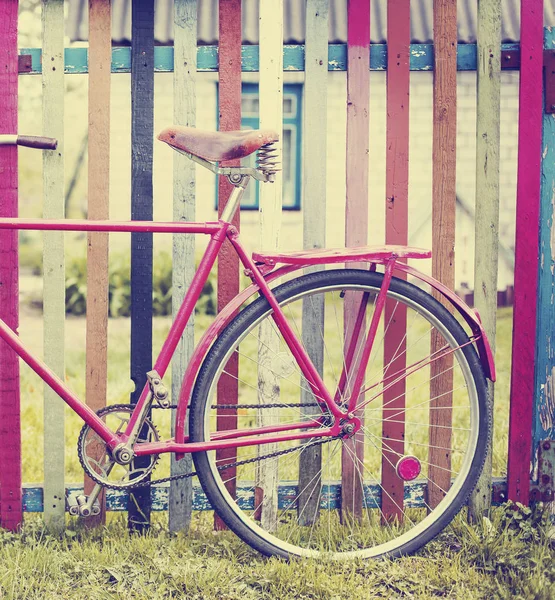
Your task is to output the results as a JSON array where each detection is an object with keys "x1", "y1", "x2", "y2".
[
  {"x1": 69, "y1": 458, "x2": 115, "y2": 517},
  {"x1": 66, "y1": 485, "x2": 102, "y2": 517}
]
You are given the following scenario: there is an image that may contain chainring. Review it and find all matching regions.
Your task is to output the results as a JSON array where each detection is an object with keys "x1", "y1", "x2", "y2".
[{"x1": 77, "y1": 404, "x2": 160, "y2": 490}]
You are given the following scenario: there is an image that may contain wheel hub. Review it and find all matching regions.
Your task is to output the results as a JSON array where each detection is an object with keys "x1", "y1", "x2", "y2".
[{"x1": 340, "y1": 416, "x2": 361, "y2": 438}]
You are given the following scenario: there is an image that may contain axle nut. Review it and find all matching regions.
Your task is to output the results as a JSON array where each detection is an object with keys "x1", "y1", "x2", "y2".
[
  {"x1": 119, "y1": 451, "x2": 132, "y2": 463},
  {"x1": 342, "y1": 423, "x2": 355, "y2": 436}
]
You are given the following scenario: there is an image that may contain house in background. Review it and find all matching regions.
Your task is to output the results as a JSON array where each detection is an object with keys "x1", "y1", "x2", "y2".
[{"x1": 64, "y1": 0, "x2": 555, "y2": 293}]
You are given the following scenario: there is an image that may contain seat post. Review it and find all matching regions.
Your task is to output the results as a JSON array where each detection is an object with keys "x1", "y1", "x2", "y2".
[{"x1": 220, "y1": 173, "x2": 250, "y2": 223}]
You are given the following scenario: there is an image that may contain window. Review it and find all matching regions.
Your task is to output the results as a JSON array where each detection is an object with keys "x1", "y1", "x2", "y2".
[{"x1": 216, "y1": 83, "x2": 302, "y2": 210}]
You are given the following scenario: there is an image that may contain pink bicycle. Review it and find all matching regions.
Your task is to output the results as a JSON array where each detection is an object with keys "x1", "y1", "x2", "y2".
[{"x1": 0, "y1": 129, "x2": 494, "y2": 559}]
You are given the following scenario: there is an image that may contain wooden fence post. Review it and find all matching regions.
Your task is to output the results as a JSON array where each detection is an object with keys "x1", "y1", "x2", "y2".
[
  {"x1": 382, "y1": 0, "x2": 410, "y2": 523},
  {"x1": 468, "y1": 0, "x2": 501, "y2": 520},
  {"x1": 297, "y1": 0, "x2": 328, "y2": 526},
  {"x1": 341, "y1": 0, "x2": 370, "y2": 522},
  {"x1": 129, "y1": 0, "x2": 155, "y2": 531},
  {"x1": 0, "y1": 1, "x2": 22, "y2": 531},
  {"x1": 214, "y1": 0, "x2": 242, "y2": 530},
  {"x1": 533, "y1": 25, "x2": 555, "y2": 493},
  {"x1": 428, "y1": 0, "x2": 457, "y2": 510},
  {"x1": 42, "y1": 0, "x2": 66, "y2": 531},
  {"x1": 507, "y1": 0, "x2": 544, "y2": 505},
  {"x1": 256, "y1": 0, "x2": 284, "y2": 531},
  {"x1": 169, "y1": 0, "x2": 197, "y2": 533},
  {"x1": 85, "y1": 0, "x2": 111, "y2": 527}
]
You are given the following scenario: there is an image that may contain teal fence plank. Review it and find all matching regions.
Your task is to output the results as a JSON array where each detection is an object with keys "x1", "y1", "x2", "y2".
[
  {"x1": 64, "y1": 47, "x2": 88, "y2": 73},
  {"x1": 19, "y1": 43, "x2": 522, "y2": 74},
  {"x1": 534, "y1": 27, "x2": 555, "y2": 466},
  {"x1": 21, "y1": 478, "x2": 508, "y2": 512}
]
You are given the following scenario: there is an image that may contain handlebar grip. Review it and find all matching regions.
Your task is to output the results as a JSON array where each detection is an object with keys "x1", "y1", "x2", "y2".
[{"x1": 16, "y1": 136, "x2": 58, "y2": 150}]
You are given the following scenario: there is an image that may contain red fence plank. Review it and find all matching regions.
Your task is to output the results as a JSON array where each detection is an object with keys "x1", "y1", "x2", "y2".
[
  {"x1": 215, "y1": 0, "x2": 242, "y2": 530},
  {"x1": 341, "y1": 0, "x2": 370, "y2": 521},
  {"x1": 0, "y1": 2, "x2": 22, "y2": 531},
  {"x1": 428, "y1": 0, "x2": 457, "y2": 509},
  {"x1": 382, "y1": 0, "x2": 410, "y2": 522},
  {"x1": 507, "y1": 0, "x2": 544, "y2": 505}
]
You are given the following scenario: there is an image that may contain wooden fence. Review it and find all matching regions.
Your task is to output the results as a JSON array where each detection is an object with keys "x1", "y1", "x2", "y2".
[{"x1": 0, "y1": 0, "x2": 552, "y2": 529}]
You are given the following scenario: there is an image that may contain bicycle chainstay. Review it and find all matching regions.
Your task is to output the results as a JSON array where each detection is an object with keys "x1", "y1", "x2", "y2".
[{"x1": 78, "y1": 402, "x2": 336, "y2": 491}]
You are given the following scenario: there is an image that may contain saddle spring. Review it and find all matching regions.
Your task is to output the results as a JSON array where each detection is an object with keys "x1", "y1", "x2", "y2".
[{"x1": 257, "y1": 142, "x2": 280, "y2": 175}]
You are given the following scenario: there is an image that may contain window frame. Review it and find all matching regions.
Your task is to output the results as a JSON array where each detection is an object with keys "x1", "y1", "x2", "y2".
[{"x1": 215, "y1": 82, "x2": 302, "y2": 211}]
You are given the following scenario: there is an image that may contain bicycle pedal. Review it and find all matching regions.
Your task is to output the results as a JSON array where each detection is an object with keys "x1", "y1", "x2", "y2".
[
  {"x1": 65, "y1": 492, "x2": 101, "y2": 517},
  {"x1": 66, "y1": 492, "x2": 79, "y2": 516}
]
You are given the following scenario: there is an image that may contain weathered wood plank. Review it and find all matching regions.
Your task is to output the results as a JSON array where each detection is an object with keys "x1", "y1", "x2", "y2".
[
  {"x1": 0, "y1": 1, "x2": 21, "y2": 531},
  {"x1": 534, "y1": 27, "x2": 555, "y2": 508},
  {"x1": 85, "y1": 0, "x2": 111, "y2": 528},
  {"x1": 129, "y1": 0, "x2": 155, "y2": 531},
  {"x1": 42, "y1": 0, "x2": 66, "y2": 532},
  {"x1": 256, "y1": 0, "x2": 284, "y2": 531},
  {"x1": 297, "y1": 0, "x2": 328, "y2": 526},
  {"x1": 19, "y1": 43, "x2": 522, "y2": 75},
  {"x1": 214, "y1": 0, "x2": 242, "y2": 531},
  {"x1": 341, "y1": 0, "x2": 370, "y2": 522},
  {"x1": 506, "y1": 0, "x2": 544, "y2": 506},
  {"x1": 169, "y1": 0, "x2": 196, "y2": 533},
  {"x1": 382, "y1": 0, "x2": 410, "y2": 523},
  {"x1": 428, "y1": 0, "x2": 457, "y2": 509},
  {"x1": 468, "y1": 0, "x2": 501, "y2": 520}
]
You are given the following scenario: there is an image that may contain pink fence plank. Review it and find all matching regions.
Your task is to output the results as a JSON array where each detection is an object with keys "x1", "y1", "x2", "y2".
[
  {"x1": 382, "y1": 0, "x2": 410, "y2": 523},
  {"x1": 215, "y1": 0, "x2": 242, "y2": 530},
  {"x1": 0, "y1": 2, "x2": 22, "y2": 531},
  {"x1": 507, "y1": 0, "x2": 544, "y2": 505},
  {"x1": 341, "y1": 0, "x2": 370, "y2": 521}
]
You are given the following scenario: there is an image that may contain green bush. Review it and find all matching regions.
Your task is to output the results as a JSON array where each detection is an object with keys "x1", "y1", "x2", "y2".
[{"x1": 64, "y1": 250, "x2": 216, "y2": 317}]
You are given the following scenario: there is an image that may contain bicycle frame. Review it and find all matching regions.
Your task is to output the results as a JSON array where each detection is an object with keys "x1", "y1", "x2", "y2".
[
  {"x1": 0, "y1": 195, "x2": 496, "y2": 461},
  {"x1": 0, "y1": 210, "x2": 349, "y2": 457}
]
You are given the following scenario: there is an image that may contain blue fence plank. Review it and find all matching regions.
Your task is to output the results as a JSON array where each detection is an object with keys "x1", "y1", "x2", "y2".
[
  {"x1": 129, "y1": 0, "x2": 155, "y2": 532},
  {"x1": 64, "y1": 47, "x2": 88, "y2": 73},
  {"x1": 19, "y1": 43, "x2": 522, "y2": 74},
  {"x1": 534, "y1": 27, "x2": 555, "y2": 468},
  {"x1": 22, "y1": 478, "x2": 508, "y2": 512}
]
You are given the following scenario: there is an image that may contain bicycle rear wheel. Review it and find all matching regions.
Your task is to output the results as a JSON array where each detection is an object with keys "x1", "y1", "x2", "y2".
[{"x1": 190, "y1": 269, "x2": 490, "y2": 559}]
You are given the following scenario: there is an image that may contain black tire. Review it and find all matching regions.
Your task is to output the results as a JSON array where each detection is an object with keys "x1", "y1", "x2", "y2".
[{"x1": 190, "y1": 269, "x2": 490, "y2": 559}]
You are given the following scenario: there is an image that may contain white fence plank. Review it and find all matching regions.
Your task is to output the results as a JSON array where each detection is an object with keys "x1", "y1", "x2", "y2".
[
  {"x1": 169, "y1": 0, "x2": 197, "y2": 532},
  {"x1": 256, "y1": 0, "x2": 284, "y2": 530},
  {"x1": 298, "y1": 0, "x2": 329, "y2": 526},
  {"x1": 42, "y1": 0, "x2": 66, "y2": 531}
]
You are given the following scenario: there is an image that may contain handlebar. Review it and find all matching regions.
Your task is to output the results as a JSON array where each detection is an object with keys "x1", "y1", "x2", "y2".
[{"x1": 0, "y1": 135, "x2": 58, "y2": 150}]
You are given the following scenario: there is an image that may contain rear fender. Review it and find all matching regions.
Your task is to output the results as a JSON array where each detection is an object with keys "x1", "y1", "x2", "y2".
[{"x1": 394, "y1": 263, "x2": 496, "y2": 382}]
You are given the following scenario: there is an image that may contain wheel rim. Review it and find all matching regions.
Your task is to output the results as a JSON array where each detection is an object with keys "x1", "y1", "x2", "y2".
[{"x1": 196, "y1": 279, "x2": 482, "y2": 559}]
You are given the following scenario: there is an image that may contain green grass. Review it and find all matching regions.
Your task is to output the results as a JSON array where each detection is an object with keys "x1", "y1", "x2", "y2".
[{"x1": 1, "y1": 505, "x2": 554, "y2": 599}]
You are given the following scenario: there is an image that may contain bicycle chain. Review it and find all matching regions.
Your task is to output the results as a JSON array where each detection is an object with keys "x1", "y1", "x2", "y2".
[
  {"x1": 119, "y1": 435, "x2": 337, "y2": 491},
  {"x1": 78, "y1": 403, "x2": 336, "y2": 492},
  {"x1": 152, "y1": 402, "x2": 326, "y2": 410}
]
